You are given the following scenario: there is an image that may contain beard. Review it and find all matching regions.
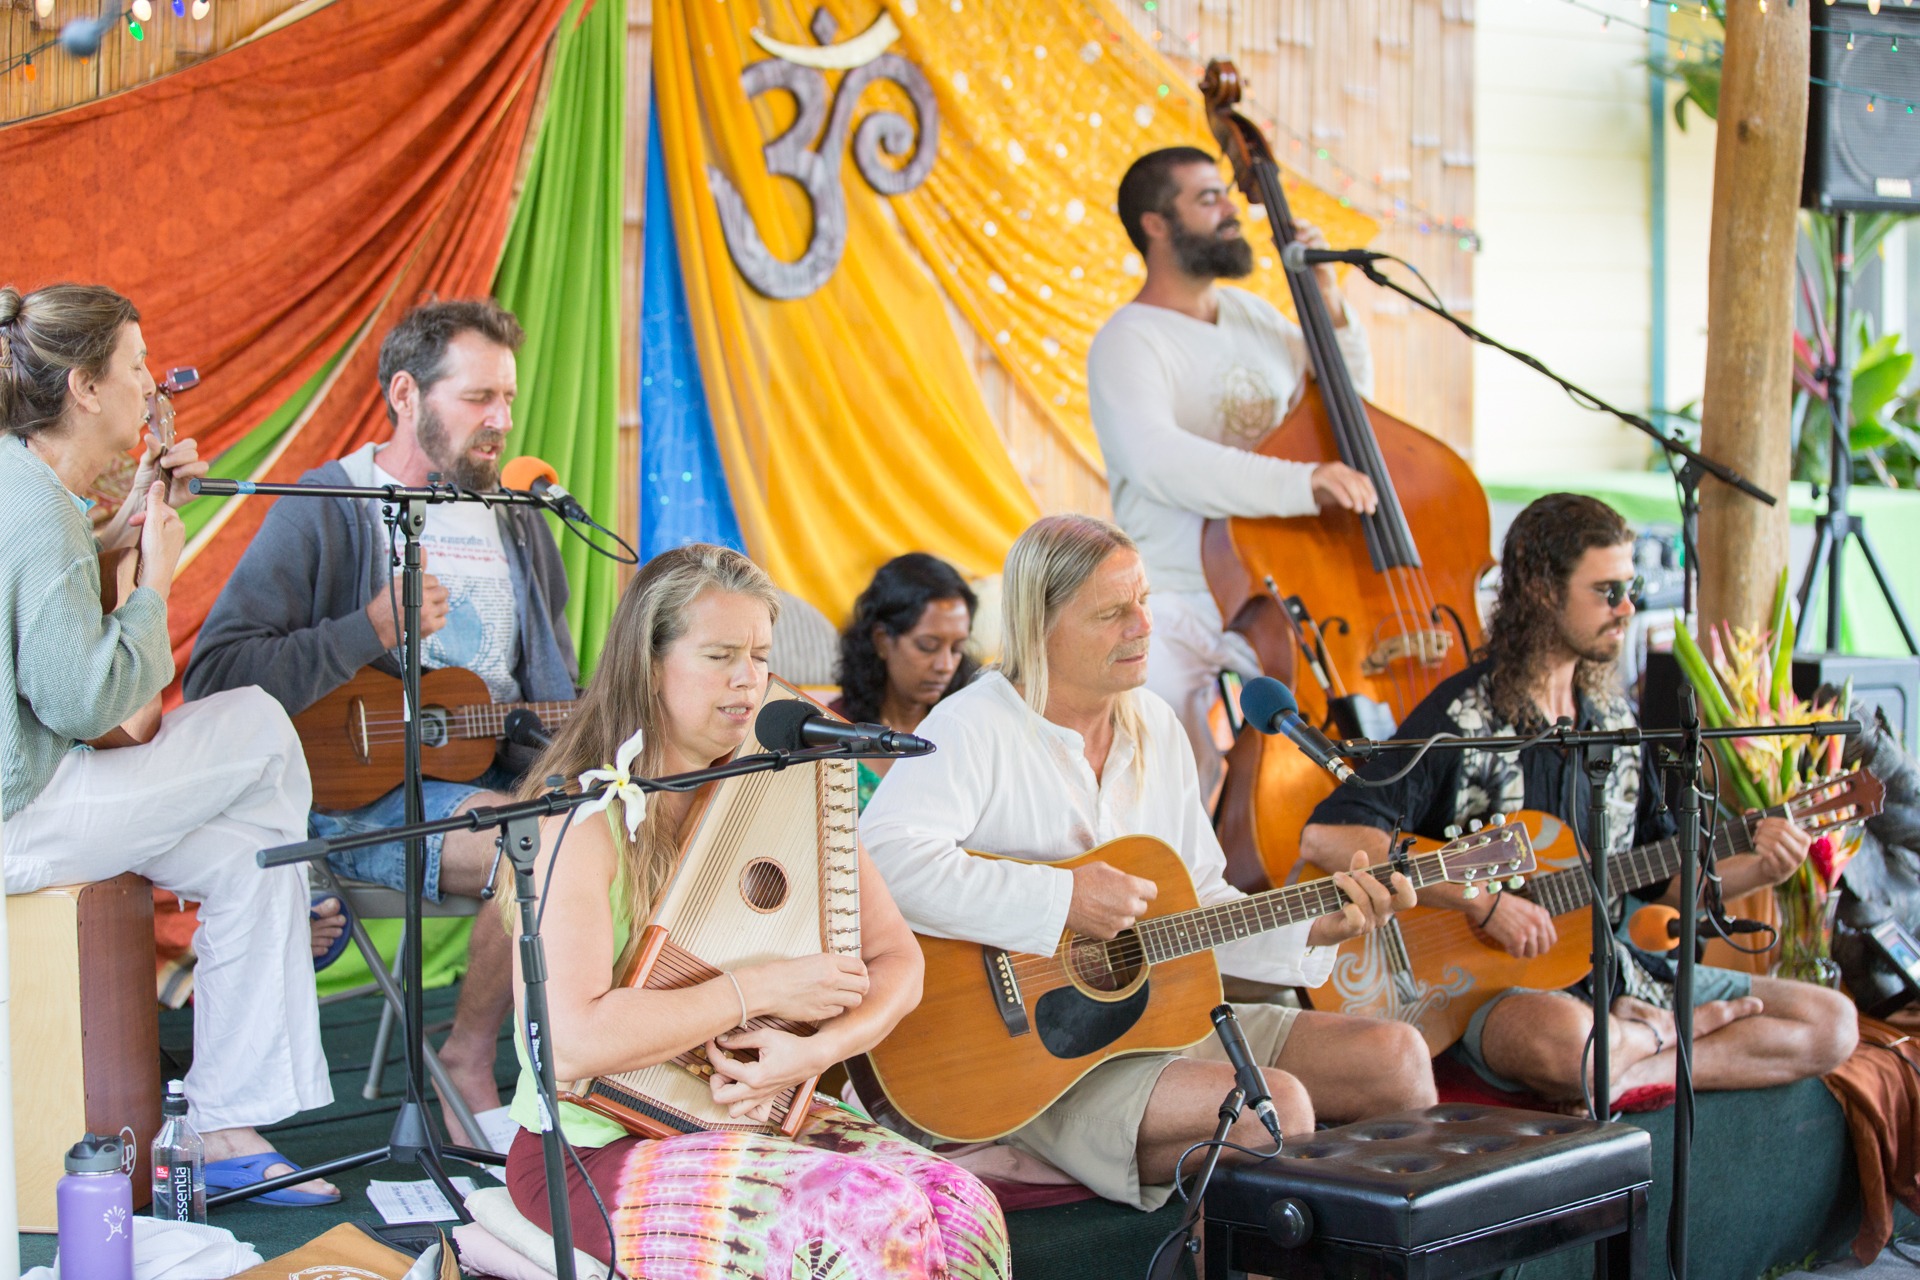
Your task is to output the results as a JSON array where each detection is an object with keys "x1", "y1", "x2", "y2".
[
  {"x1": 1560, "y1": 615, "x2": 1626, "y2": 667},
  {"x1": 1167, "y1": 216, "x2": 1255, "y2": 279},
  {"x1": 417, "y1": 402, "x2": 504, "y2": 490}
]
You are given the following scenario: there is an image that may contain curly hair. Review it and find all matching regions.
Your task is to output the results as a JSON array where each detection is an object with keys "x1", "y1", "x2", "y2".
[
  {"x1": 835, "y1": 553, "x2": 978, "y2": 724},
  {"x1": 1482, "y1": 492, "x2": 1633, "y2": 728}
]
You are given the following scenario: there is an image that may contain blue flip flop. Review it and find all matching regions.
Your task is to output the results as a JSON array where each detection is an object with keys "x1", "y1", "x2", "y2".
[
  {"x1": 310, "y1": 893, "x2": 352, "y2": 972},
  {"x1": 204, "y1": 1152, "x2": 342, "y2": 1207}
]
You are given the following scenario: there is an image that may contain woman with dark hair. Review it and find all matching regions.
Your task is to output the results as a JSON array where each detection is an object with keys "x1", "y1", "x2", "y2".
[
  {"x1": 0, "y1": 282, "x2": 340, "y2": 1202},
  {"x1": 832, "y1": 553, "x2": 978, "y2": 807}
]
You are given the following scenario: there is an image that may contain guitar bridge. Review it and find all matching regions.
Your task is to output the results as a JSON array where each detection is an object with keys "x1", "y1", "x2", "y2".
[{"x1": 982, "y1": 948, "x2": 1030, "y2": 1038}]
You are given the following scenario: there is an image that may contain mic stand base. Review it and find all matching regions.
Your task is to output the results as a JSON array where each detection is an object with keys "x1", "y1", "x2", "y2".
[{"x1": 1147, "y1": 1088, "x2": 1246, "y2": 1280}]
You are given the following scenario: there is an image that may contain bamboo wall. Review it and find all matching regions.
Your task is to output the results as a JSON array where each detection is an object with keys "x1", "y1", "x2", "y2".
[{"x1": 2, "y1": 0, "x2": 312, "y2": 123}]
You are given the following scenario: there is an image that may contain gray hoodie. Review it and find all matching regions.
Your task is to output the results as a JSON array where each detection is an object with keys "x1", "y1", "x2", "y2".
[{"x1": 183, "y1": 443, "x2": 579, "y2": 778}]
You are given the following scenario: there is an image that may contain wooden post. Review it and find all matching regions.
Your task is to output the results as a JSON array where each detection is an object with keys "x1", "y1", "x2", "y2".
[{"x1": 1696, "y1": 2, "x2": 1809, "y2": 635}]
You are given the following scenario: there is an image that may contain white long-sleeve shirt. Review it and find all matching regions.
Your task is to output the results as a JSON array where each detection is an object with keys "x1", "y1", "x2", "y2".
[
  {"x1": 1087, "y1": 286, "x2": 1374, "y2": 594},
  {"x1": 859, "y1": 671, "x2": 1334, "y2": 988}
]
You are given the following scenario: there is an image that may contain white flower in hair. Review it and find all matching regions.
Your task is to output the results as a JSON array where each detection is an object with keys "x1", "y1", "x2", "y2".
[{"x1": 577, "y1": 728, "x2": 648, "y2": 839}]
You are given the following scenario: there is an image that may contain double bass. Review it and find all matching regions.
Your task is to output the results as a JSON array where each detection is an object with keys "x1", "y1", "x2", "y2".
[{"x1": 1197, "y1": 62, "x2": 1495, "y2": 891}]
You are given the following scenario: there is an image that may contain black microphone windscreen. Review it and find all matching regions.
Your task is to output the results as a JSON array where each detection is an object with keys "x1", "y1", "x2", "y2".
[
  {"x1": 1239, "y1": 677, "x2": 1298, "y2": 734},
  {"x1": 754, "y1": 699, "x2": 818, "y2": 751}
]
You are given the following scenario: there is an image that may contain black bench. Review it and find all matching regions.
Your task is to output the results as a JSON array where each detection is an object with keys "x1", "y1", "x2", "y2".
[{"x1": 1199, "y1": 1103, "x2": 1652, "y2": 1280}]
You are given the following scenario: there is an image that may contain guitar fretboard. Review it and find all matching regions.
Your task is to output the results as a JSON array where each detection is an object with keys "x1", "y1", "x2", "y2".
[
  {"x1": 1133, "y1": 848, "x2": 1481, "y2": 964},
  {"x1": 450, "y1": 699, "x2": 578, "y2": 741},
  {"x1": 1522, "y1": 805, "x2": 1779, "y2": 918}
]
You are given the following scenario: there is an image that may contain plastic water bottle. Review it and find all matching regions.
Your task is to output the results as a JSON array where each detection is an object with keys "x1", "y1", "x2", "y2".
[
  {"x1": 151, "y1": 1079, "x2": 207, "y2": 1223},
  {"x1": 56, "y1": 1132, "x2": 134, "y2": 1280}
]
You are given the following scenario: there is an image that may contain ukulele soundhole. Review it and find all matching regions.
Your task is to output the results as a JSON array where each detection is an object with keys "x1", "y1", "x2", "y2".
[{"x1": 420, "y1": 706, "x2": 451, "y2": 749}]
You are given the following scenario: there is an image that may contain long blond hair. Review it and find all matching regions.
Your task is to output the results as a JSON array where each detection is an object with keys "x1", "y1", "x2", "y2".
[
  {"x1": 513, "y1": 544, "x2": 781, "y2": 969},
  {"x1": 997, "y1": 514, "x2": 1147, "y2": 754}
]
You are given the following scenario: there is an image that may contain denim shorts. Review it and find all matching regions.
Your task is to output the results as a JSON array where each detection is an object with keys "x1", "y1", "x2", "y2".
[{"x1": 310, "y1": 765, "x2": 518, "y2": 901}]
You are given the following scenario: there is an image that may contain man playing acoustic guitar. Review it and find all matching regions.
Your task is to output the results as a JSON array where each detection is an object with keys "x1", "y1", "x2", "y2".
[
  {"x1": 185, "y1": 299, "x2": 580, "y2": 1140},
  {"x1": 1301, "y1": 493, "x2": 1858, "y2": 1107},
  {"x1": 860, "y1": 514, "x2": 1433, "y2": 1211}
]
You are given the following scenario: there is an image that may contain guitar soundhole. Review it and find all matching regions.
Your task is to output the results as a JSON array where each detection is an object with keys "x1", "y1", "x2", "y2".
[
  {"x1": 1066, "y1": 930, "x2": 1144, "y2": 993},
  {"x1": 420, "y1": 707, "x2": 450, "y2": 749},
  {"x1": 739, "y1": 859, "x2": 790, "y2": 912}
]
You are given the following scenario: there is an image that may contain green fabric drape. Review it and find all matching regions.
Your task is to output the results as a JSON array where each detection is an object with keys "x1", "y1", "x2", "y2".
[{"x1": 495, "y1": 0, "x2": 627, "y2": 677}]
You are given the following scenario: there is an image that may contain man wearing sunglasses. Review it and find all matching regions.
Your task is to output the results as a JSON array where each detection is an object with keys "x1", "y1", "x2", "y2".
[{"x1": 1299, "y1": 492, "x2": 1857, "y2": 1108}]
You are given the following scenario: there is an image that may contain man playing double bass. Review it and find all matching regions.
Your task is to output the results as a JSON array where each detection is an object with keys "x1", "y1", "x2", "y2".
[{"x1": 1088, "y1": 146, "x2": 1380, "y2": 799}]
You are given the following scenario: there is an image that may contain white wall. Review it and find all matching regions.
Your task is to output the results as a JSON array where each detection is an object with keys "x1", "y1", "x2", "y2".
[{"x1": 1472, "y1": 0, "x2": 1717, "y2": 475}]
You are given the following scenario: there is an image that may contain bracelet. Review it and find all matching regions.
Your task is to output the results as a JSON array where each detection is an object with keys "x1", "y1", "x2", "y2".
[
  {"x1": 1478, "y1": 892, "x2": 1502, "y2": 928},
  {"x1": 723, "y1": 971, "x2": 750, "y2": 1029}
]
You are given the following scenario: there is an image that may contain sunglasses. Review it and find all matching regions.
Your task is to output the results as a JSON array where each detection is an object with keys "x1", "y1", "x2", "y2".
[{"x1": 1591, "y1": 576, "x2": 1645, "y2": 609}]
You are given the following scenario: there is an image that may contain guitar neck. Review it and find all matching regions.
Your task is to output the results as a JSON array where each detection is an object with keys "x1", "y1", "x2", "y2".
[
  {"x1": 1523, "y1": 805, "x2": 1781, "y2": 918},
  {"x1": 451, "y1": 698, "x2": 578, "y2": 741},
  {"x1": 1135, "y1": 852, "x2": 1456, "y2": 964}
]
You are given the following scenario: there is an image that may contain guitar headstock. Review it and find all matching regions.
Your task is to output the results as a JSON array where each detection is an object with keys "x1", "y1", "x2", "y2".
[
  {"x1": 1785, "y1": 768, "x2": 1886, "y2": 836},
  {"x1": 1429, "y1": 815, "x2": 1537, "y2": 897}
]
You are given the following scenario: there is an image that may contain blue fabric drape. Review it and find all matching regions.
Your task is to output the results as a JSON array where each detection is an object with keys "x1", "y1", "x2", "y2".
[{"x1": 640, "y1": 91, "x2": 743, "y2": 559}]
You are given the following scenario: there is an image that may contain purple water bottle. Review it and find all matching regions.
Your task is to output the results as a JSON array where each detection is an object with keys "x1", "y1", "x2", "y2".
[{"x1": 56, "y1": 1133, "x2": 135, "y2": 1280}]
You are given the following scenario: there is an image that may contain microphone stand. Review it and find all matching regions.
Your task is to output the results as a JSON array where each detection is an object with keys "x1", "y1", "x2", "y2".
[
  {"x1": 1146, "y1": 1088, "x2": 1245, "y2": 1280},
  {"x1": 1335, "y1": 258, "x2": 1778, "y2": 617},
  {"x1": 1333, "y1": 713, "x2": 1858, "y2": 1280},
  {"x1": 191, "y1": 475, "x2": 549, "y2": 1217},
  {"x1": 258, "y1": 741, "x2": 906, "y2": 1280}
]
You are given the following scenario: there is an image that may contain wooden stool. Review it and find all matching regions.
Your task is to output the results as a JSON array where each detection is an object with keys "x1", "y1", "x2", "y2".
[
  {"x1": 8, "y1": 873, "x2": 161, "y2": 1231},
  {"x1": 1200, "y1": 1103, "x2": 1652, "y2": 1279}
]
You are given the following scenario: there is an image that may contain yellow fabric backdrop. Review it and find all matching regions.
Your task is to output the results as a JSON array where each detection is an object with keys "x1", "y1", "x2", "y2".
[{"x1": 652, "y1": 0, "x2": 1374, "y2": 616}]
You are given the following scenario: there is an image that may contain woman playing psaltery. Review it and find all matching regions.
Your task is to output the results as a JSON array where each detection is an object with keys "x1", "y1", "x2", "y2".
[
  {"x1": 502, "y1": 543, "x2": 1008, "y2": 1279},
  {"x1": 831, "y1": 552, "x2": 979, "y2": 810}
]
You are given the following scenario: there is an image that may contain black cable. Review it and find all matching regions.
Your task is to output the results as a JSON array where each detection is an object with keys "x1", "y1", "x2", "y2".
[
  {"x1": 1144, "y1": 1133, "x2": 1285, "y2": 1280},
  {"x1": 555, "y1": 510, "x2": 641, "y2": 566},
  {"x1": 1347, "y1": 720, "x2": 1563, "y2": 790}
]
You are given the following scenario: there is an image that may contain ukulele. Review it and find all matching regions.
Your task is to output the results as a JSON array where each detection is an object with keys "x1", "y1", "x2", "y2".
[
  {"x1": 1315, "y1": 769, "x2": 1886, "y2": 1054},
  {"x1": 293, "y1": 666, "x2": 578, "y2": 809},
  {"x1": 857, "y1": 822, "x2": 1535, "y2": 1143}
]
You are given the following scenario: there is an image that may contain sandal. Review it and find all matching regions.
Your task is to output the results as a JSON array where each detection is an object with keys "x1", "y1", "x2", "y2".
[
  {"x1": 204, "y1": 1151, "x2": 343, "y2": 1207},
  {"x1": 311, "y1": 893, "x2": 353, "y2": 972}
]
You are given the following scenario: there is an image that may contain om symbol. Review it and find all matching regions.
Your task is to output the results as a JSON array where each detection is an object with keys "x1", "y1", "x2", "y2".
[{"x1": 710, "y1": 6, "x2": 939, "y2": 300}]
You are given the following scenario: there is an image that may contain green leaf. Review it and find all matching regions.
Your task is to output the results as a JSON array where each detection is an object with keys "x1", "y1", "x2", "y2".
[{"x1": 1850, "y1": 348, "x2": 1913, "y2": 429}]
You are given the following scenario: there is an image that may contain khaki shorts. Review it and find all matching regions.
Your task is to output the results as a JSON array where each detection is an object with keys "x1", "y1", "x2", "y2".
[{"x1": 1001, "y1": 1002, "x2": 1300, "y2": 1210}]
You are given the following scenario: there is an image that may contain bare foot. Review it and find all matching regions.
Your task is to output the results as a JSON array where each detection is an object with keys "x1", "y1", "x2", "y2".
[
  {"x1": 1608, "y1": 995, "x2": 1765, "y2": 1099},
  {"x1": 435, "y1": 1040, "x2": 503, "y2": 1147},
  {"x1": 310, "y1": 897, "x2": 346, "y2": 960},
  {"x1": 202, "y1": 1126, "x2": 338, "y2": 1200}
]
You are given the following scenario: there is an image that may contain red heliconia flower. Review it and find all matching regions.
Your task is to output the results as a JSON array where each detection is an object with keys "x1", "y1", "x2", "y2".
[{"x1": 1808, "y1": 835, "x2": 1839, "y2": 889}]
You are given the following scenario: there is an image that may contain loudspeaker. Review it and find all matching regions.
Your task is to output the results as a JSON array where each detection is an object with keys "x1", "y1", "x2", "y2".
[
  {"x1": 1641, "y1": 650, "x2": 1919, "y2": 747},
  {"x1": 1803, "y1": 0, "x2": 1920, "y2": 214}
]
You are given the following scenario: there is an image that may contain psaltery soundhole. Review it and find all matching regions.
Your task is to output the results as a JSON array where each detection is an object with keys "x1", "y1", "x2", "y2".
[{"x1": 739, "y1": 859, "x2": 791, "y2": 912}]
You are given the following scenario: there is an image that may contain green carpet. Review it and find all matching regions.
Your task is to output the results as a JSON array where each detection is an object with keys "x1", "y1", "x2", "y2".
[{"x1": 20, "y1": 985, "x2": 516, "y2": 1271}]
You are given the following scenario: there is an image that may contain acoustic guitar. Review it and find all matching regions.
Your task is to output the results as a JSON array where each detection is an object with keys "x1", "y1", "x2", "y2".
[
  {"x1": 293, "y1": 666, "x2": 578, "y2": 809},
  {"x1": 1315, "y1": 768, "x2": 1886, "y2": 1054},
  {"x1": 859, "y1": 823, "x2": 1535, "y2": 1143}
]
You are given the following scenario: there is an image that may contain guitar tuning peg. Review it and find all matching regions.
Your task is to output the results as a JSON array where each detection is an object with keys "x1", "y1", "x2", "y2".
[
  {"x1": 1462, "y1": 885, "x2": 1481, "y2": 900},
  {"x1": 1508, "y1": 876, "x2": 1526, "y2": 891},
  {"x1": 1490, "y1": 812, "x2": 1508, "y2": 826},
  {"x1": 1488, "y1": 880, "x2": 1503, "y2": 893},
  {"x1": 1468, "y1": 818, "x2": 1484, "y2": 832},
  {"x1": 1444, "y1": 825, "x2": 1463, "y2": 840}
]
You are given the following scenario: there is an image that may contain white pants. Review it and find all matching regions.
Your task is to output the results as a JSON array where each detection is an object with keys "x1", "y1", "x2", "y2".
[
  {"x1": 1145, "y1": 591, "x2": 1263, "y2": 802},
  {"x1": 3, "y1": 687, "x2": 332, "y2": 1133}
]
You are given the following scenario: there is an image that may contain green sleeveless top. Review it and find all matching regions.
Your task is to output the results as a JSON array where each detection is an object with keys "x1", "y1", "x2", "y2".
[{"x1": 508, "y1": 864, "x2": 635, "y2": 1149}]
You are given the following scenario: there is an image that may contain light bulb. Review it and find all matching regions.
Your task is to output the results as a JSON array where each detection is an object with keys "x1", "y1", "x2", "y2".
[
  {"x1": 23, "y1": 58, "x2": 36, "y2": 82},
  {"x1": 191, "y1": 0, "x2": 209, "y2": 17},
  {"x1": 131, "y1": 0, "x2": 152, "y2": 20},
  {"x1": 34, "y1": 0, "x2": 53, "y2": 16}
]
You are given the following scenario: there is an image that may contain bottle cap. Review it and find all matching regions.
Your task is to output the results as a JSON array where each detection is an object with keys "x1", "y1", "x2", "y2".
[
  {"x1": 64, "y1": 1133, "x2": 125, "y2": 1173},
  {"x1": 162, "y1": 1079, "x2": 188, "y2": 1117}
]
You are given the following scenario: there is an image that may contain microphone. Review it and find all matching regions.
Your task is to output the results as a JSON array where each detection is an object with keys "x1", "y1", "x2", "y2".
[
  {"x1": 1210, "y1": 1005, "x2": 1282, "y2": 1144},
  {"x1": 503, "y1": 708, "x2": 553, "y2": 751},
  {"x1": 1280, "y1": 242, "x2": 1391, "y2": 273},
  {"x1": 1239, "y1": 677, "x2": 1357, "y2": 785},
  {"x1": 754, "y1": 700, "x2": 935, "y2": 756},
  {"x1": 501, "y1": 455, "x2": 592, "y2": 522}
]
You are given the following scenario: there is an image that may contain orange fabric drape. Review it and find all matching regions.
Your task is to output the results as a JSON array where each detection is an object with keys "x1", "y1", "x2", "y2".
[{"x1": 1, "y1": 0, "x2": 577, "y2": 671}]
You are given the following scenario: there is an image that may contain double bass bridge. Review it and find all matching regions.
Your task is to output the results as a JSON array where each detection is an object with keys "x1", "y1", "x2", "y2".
[{"x1": 1360, "y1": 627, "x2": 1454, "y2": 677}]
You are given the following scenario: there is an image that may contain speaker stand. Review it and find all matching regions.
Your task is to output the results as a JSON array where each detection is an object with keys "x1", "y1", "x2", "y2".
[{"x1": 1796, "y1": 210, "x2": 1920, "y2": 656}]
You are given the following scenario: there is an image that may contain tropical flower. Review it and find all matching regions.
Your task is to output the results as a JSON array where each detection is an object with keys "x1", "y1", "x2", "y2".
[{"x1": 577, "y1": 728, "x2": 648, "y2": 840}]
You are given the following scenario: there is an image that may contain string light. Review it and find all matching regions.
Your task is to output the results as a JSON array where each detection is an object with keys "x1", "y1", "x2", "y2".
[
  {"x1": 35, "y1": 0, "x2": 54, "y2": 15},
  {"x1": 190, "y1": 0, "x2": 208, "y2": 16},
  {"x1": 171, "y1": 0, "x2": 183, "y2": 12},
  {"x1": 22, "y1": 55, "x2": 34, "y2": 82},
  {"x1": 130, "y1": 0, "x2": 150, "y2": 20},
  {"x1": 127, "y1": 14, "x2": 143, "y2": 39}
]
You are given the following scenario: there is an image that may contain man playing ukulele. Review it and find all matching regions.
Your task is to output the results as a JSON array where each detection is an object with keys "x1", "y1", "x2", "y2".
[
  {"x1": 1301, "y1": 493, "x2": 1857, "y2": 1106},
  {"x1": 185, "y1": 299, "x2": 580, "y2": 1139},
  {"x1": 860, "y1": 514, "x2": 1431, "y2": 1210}
]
